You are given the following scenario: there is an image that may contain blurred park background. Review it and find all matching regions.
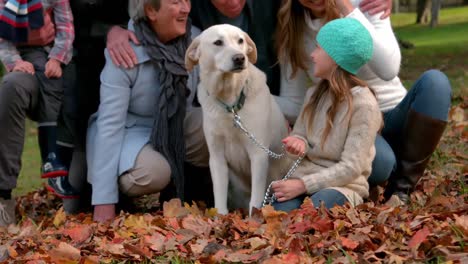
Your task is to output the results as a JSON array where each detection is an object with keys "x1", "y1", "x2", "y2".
[{"x1": 0, "y1": 2, "x2": 467, "y2": 196}]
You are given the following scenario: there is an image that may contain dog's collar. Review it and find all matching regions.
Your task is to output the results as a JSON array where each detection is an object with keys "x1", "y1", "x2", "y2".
[{"x1": 214, "y1": 88, "x2": 246, "y2": 113}]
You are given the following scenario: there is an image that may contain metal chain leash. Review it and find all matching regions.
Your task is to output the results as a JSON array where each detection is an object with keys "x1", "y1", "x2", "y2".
[
  {"x1": 231, "y1": 109, "x2": 285, "y2": 159},
  {"x1": 262, "y1": 153, "x2": 304, "y2": 207},
  {"x1": 229, "y1": 109, "x2": 306, "y2": 207}
]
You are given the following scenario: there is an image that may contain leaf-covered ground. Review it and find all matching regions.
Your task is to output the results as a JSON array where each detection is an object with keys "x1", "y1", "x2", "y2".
[{"x1": 1, "y1": 101, "x2": 467, "y2": 263}]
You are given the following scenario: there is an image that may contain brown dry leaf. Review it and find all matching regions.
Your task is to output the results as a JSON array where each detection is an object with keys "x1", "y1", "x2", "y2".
[
  {"x1": 449, "y1": 106, "x2": 465, "y2": 123},
  {"x1": 190, "y1": 239, "x2": 209, "y2": 255},
  {"x1": 181, "y1": 214, "x2": 212, "y2": 237},
  {"x1": 82, "y1": 256, "x2": 100, "y2": 264},
  {"x1": 123, "y1": 243, "x2": 152, "y2": 259},
  {"x1": 63, "y1": 224, "x2": 93, "y2": 244},
  {"x1": 245, "y1": 237, "x2": 268, "y2": 250},
  {"x1": 53, "y1": 207, "x2": 66, "y2": 227},
  {"x1": 386, "y1": 251, "x2": 407, "y2": 264},
  {"x1": 355, "y1": 225, "x2": 373, "y2": 234},
  {"x1": 144, "y1": 233, "x2": 165, "y2": 252},
  {"x1": 453, "y1": 214, "x2": 468, "y2": 235},
  {"x1": 98, "y1": 238, "x2": 126, "y2": 256},
  {"x1": 123, "y1": 215, "x2": 148, "y2": 229},
  {"x1": 346, "y1": 208, "x2": 361, "y2": 225},
  {"x1": 163, "y1": 199, "x2": 189, "y2": 218},
  {"x1": 262, "y1": 205, "x2": 287, "y2": 239},
  {"x1": 49, "y1": 242, "x2": 81, "y2": 263},
  {"x1": 408, "y1": 226, "x2": 430, "y2": 249},
  {"x1": 184, "y1": 202, "x2": 202, "y2": 216}
]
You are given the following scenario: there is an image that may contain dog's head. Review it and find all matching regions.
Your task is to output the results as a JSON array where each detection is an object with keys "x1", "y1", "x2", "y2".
[{"x1": 185, "y1": 24, "x2": 257, "y2": 73}]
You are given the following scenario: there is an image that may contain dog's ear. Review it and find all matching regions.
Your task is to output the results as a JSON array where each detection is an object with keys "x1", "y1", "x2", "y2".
[
  {"x1": 244, "y1": 33, "x2": 257, "y2": 64},
  {"x1": 185, "y1": 36, "x2": 201, "y2": 71}
]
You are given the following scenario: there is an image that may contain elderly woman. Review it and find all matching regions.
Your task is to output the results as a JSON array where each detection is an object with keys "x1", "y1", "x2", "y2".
[{"x1": 87, "y1": 0, "x2": 207, "y2": 222}]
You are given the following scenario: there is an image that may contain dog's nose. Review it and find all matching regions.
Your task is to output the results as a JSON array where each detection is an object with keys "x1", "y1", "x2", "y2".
[{"x1": 232, "y1": 54, "x2": 245, "y2": 66}]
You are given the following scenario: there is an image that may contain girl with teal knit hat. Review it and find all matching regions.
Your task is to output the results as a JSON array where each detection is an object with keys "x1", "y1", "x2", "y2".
[
  {"x1": 271, "y1": 17, "x2": 383, "y2": 211},
  {"x1": 276, "y1": 0, "x2": 451, "y2": 207}
]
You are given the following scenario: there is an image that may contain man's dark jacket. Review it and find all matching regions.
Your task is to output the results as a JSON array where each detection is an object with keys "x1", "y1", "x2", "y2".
[{"x1": 190, "y1": 0, "x2": 281, "y2": 95}]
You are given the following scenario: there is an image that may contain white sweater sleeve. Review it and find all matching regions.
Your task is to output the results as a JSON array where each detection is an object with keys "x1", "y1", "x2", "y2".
[
  {"x1": 346, "y1": 6, "x2": 401, "y2": 81},
  {"x1": 275, "y1": 62, "x2": 309, "y2": 124}
]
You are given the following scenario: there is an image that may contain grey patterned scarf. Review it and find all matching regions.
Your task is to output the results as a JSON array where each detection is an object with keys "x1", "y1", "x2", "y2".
[{"x1": 133, "y1": 19, "x2": 191, "y2": 200}]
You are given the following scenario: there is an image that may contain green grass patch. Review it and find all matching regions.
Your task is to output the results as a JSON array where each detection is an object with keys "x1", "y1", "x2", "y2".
[
  {"x1": 14, "y1": 120, "x2": 44, "y2": 196},
  {"x1": 392, "y1": 6, "x2": 468, "y2": 98},
  {"x1": 0, "y1": 62, "x2": 5, "y2": 80}
]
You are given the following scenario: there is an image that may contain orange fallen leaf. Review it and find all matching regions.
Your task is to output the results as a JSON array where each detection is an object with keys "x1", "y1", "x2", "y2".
[
  {"x1": 63, "y1": 224, "x2": 93, "y2": 243},
  {"x1": 163, "y1": 199, "x2": 189, "y2": 218},
  {"x1": 49, "y1": 242, "x2": 81, "y2": 263},
  {"x1": 340, "y1": 236, "x2": 359, "y2": 250},
  {"x1": 7, "y1": 246, "x2": 18, "y2": 258},
  {"x1": 182, "y1": 214, "x2": 212, "y2": 236}
]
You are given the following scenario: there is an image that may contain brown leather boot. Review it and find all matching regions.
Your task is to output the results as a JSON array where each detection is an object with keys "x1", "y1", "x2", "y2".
[{"x1": 384, "y1": 110, "x2": 447, "y2": 203}]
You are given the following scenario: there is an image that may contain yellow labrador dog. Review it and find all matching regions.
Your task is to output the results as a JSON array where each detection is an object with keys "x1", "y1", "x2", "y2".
[{"x1": 185, "y1": 24, "x2": 289, "y2": 215}]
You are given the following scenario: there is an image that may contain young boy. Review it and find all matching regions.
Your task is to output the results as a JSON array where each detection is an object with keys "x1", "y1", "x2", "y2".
[{"x1": 0, "y1": 0, "x2": 78, "y2": 203}]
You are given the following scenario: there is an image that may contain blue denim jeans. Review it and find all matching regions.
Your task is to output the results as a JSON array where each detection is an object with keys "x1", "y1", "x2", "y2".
[
  {"x1": 368, "y1": 70, "x2": 452, "y2": 185},
  {"x1": 272, "y1": 189, "x2": 347, "y2": 212}
]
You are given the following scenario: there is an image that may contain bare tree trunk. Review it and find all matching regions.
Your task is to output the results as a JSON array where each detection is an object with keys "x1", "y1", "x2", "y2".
[
  {"x1": 430, "y1": 0, "x2": 441, "y2": 27},
  {"x1": 416, "y1": 0, "x2": 431, "y2": 24}
]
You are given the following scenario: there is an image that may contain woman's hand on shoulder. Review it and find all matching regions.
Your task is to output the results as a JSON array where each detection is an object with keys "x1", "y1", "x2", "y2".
[
  {"x1": 282, "y1": 136, "x2": 306, "y2": 156},
  {"x1": 359, "y1": 0, "x2": 392, "y2": 19},
  {"x1": 106, "y1": 26, "x2": 140, "y2": 69},
  {"x1": 93, "y1": 204, "x2": 116, "y2": 222}
]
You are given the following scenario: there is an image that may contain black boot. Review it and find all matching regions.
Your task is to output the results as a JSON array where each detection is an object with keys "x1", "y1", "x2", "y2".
[
  {"x1": 46, "y1": 144, "x2": 80, "y2": 199},
  {"x1": 46, "y1": 177, "x2": 80, "y2": 199},
  {"x1": 38, "y1": 126, "x2": 68, "y2": 178},
  {"x1": 384, "y1": 110, "x2": 447, "y2": 203},
  {"x1": 38, "y1": 126, "x2": 79, "y2": 198}
]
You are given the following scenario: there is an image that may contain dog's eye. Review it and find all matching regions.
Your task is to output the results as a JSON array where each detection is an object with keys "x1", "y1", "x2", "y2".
[
  {"x1": 238, "y1": 38, "x2": 244, "y2": 44},
  {"x1": 213, "y1": 40, "x2": 223, "y2": 46}
]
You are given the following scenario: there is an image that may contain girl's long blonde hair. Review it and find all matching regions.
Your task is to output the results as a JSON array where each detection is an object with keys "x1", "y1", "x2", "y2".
[
  {"x1": 301, "y1": 67, "x2": 369, "y2": 149},
  {"x1": 276, "y1": 0, "x2": 339, "y2": 79}
]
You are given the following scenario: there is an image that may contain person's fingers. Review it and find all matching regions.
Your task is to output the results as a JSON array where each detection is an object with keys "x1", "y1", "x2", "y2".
[
  {"x1": 282, "y1": 136, "x2": 291, "y2": 144},
  {"x1": 119, "y1": 42, "x2": 135, "y2": 68},
  {"x1": 128, "y1": 30, "x2": 140, "y2": 45},
  {"x1": 25, "y1": 63, "x2": 35, "y2": 74},
  {"x1": 49, "y1": 67, "x2": 58, "y2": 78},
  {"x1": 56, "y1": 68, "x2": 62, "y2": 78},
  {"x1": 271, "y1": 181, "x2": 281, "y2": 191},
  {"x1": 275, "y1": 192, "x2": 284, "y2": 199},
  {"x1": 358, "y1": 0, "x2": 373, "y2": 11},
  {"x1": 369, "y1": 5, "x2": 384, "y2": 15},
  {"x1": 381, "y1": 8, "x2": 391, "y2": 19},
  {"x1": 108, "y1": 48, "x2": 123, "y2": 67},
  {"x1": 128, "y1": 32, "x2": 139, "y2": 65},
  {"x1": 292, "y1": 142, "x2": 302, "y2": 155}
]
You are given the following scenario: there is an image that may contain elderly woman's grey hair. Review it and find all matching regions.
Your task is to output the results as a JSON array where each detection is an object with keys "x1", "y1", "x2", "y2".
[{"x1": 128, "y1": 0, "x2": 161, "y2": 21}]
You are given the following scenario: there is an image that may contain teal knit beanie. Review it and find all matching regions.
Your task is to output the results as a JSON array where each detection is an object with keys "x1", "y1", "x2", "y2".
[{"x1": 316, "y1": 18, "x2": 373, "y2": 75}]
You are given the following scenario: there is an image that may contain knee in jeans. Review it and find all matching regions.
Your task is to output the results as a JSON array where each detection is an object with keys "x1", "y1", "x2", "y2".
[
  {"x1": 374, "y1": 147, "x2": 396, "y2": 180},
  {"x1": 420, "y1": 70, "x2": 452, "y2": 99}
]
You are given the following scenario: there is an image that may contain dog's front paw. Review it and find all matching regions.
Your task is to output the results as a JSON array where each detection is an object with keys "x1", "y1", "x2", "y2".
[{"x1": 216, "y1": 207, "x2": 229, "y2": 215}]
